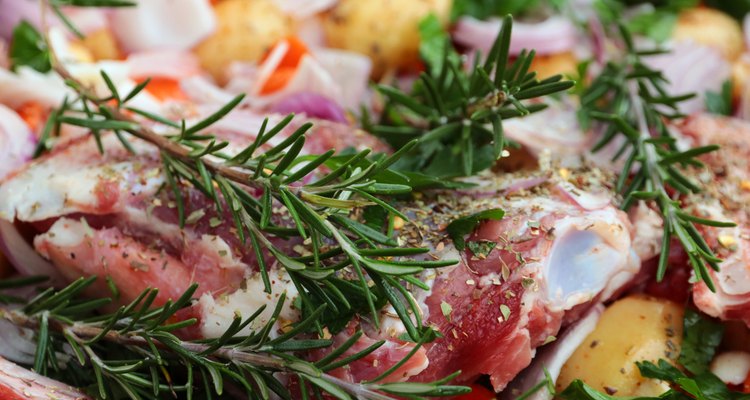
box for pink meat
[405,182,638,392]
[34,217,244,306]
[0,356,90,400]
[320,323,429,384]
[677,114,750,326]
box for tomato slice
[135,77,188,102]
[454,383,496,400]
[14,101,46,132]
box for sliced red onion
[0,104,36,180]
[110,0,216,53]
[0,0,49,40]
[126,50,202,80]
[744,13,750,52]
[0,67,70,108]
[243,48,371,109]
[0,320,36,365]
[645,41,731,114]
[0,220,64,285]
[315,48,372,107]
[180,76,236,105]
[454,16,577,56]
[271,92,347,123]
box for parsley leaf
[624,0,698,42]
[705,81,734,116]
[9,21,51,73]
[447,209,505,251]
[418,14,453,76]
[562,360,750,400]
[451,0,542,21]
[679,309,725,374]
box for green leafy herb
[49,0,136,38]
[499,304,511,321]
[705,80,734,116]
[679,309,725,375]
[451,0,555,21]
[440,301,453,322]
[560,360,750,400]
[467,240,497,258]
[624,0,698,42]
[418,14,456,77]
[447,208,505,251]
[580,24,735,291]
[9,21,51,73]
[371,15,574,177]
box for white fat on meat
[198,269,300,339]
[629,201,664,261]
[0,140,163,222]
[193,234,247,271]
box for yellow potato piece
[529,51,577,80]
[556,296,684,397]
[673,8,744,61]
[194,0,294,82]
[82,28,122,61]
[322,0,452,78]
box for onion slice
[454,16,577,56]
[0,220,64,285]
[110,0,216,53]
[271,92,348,123]
[501,306,604,400]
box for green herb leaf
[440,301,453,322]
[679,309,725,375]
[447,209,505,251]
[451,0,543,21]
[467,240,497,258]
[705,80,733,116]
[9,21,51,73]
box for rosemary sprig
[47,64,456,342]
[370,15,574,177]
[581,25,735,290]
[0,277,469,400]
[49,0,136,39]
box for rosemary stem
[52,65,262,192]
[0,306,400,400]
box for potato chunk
[321,0,451,78]
[194,0,294,82]
[556,296,684,397]
[673,8,744,61]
